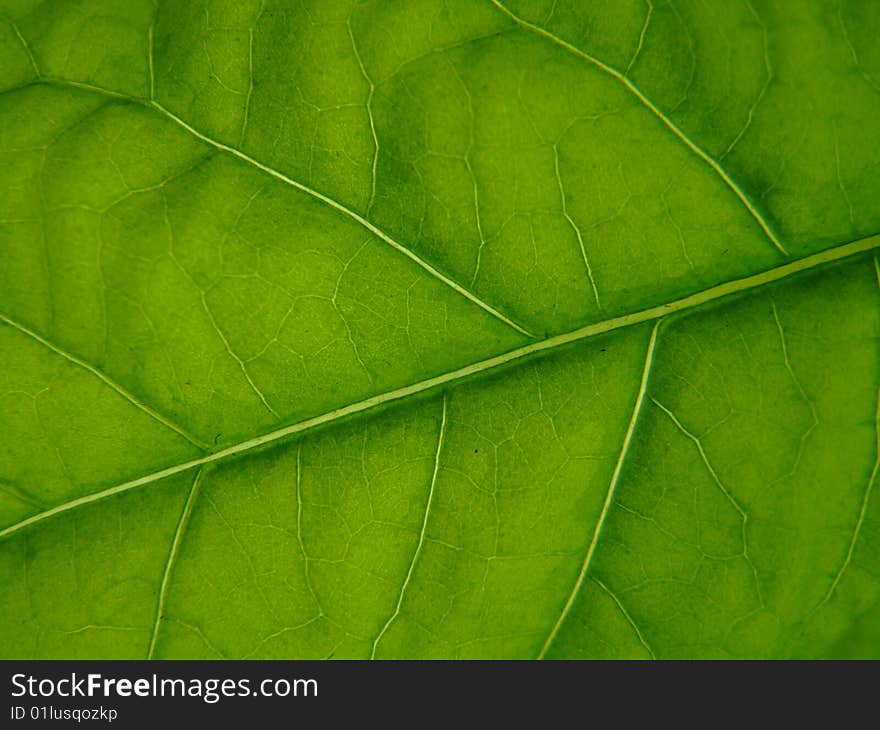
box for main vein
[538,320,659,659]
[488,0,787,257]
[1,233,877,542]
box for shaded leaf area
[1,0,879,658]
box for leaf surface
[1,0,879,659]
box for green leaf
[1,0,879,659]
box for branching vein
[147,467,204,659]
[554,144,601,307]
[371,395,448,658]
[1,234,877,543]
[488,0,788,257]
[0,312,209,450]
[592,576,656,659]
[651,397,762,605]
[538,320,659,659]
[9,76,533,339]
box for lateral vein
[488,0,787,257]
[10,76,533,339]
[0,312,209,450]
[147,467,204,659]
[1,233,877,542]
[10,21,40,76]
[537,320,659,659]
[147,100,534,338]
[370,395,448,658]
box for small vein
[147,1,157,100]
[488,0,788,257]
[199,292,279,418]
[625,0,653,75]
[662,188,696,272]
[651,397,762,605]
[838,1,880,95]
[770,299,818,474]
[347,20,379,215]
[371,395,447,658]
[166,617,227,658]
[204,491,279,622]
[1,235,877,543]
[0,312,209,450]
[240,29,254,144]
[447,60,488,290]
[10,21,40,76]
[538,321,659,659]
[652,397,744,515]
[240,0,264,146]
[721,0,772,160]
[295,440,322,613]
[147,467,204,659]
[64,624,144,635]
[468,164,487,288]
[554,144,601,307]
[591,576,656,659]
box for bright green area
[0,0,878,659]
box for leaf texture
[1,0,879,659]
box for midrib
[2,232,877,541]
